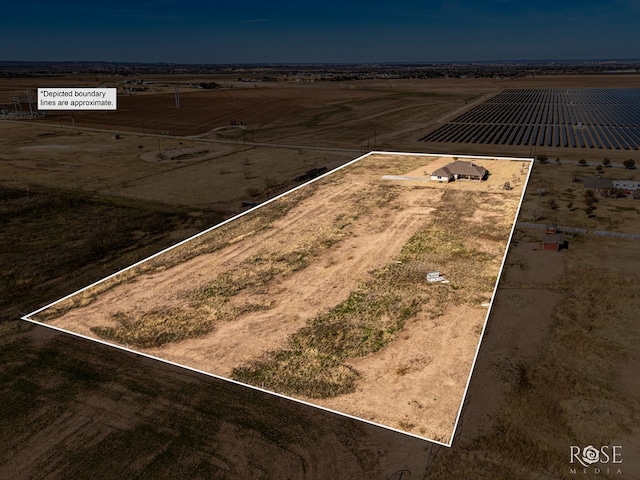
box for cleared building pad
[23,152,532,446]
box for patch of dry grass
[232,189,512,398]
[91,308,213,348]
[89,180,409,350]
[231,275,421,398]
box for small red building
[542,233,564,252]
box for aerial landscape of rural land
[2,1,640,479]
[27,151,529,443]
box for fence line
[516,222,546,229]
[593,230,640,239]
[556,225,588,234]
[517,222,638,239]
[515,222,587,234]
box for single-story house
[430,161,489,183]
[431,166,454,182]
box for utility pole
[26,91,35,118]
[12,96,22,116]
[174,83,180,108]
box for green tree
[578,159,587,166]
[602,157,611,167]
[623,158,636,169]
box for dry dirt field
[29,152,528,443]
[3,74,638,148]
[0,121,355,208]
[3,73,640,479]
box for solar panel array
[421,88,640,150]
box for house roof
[583,177,613,190]
[431,166,453,177]
[432,161,488,178]
[542,233,564,244]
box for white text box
[37,88,117,111]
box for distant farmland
[421,88,640,150]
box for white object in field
[426,271,446,283]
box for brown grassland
[1,73,639,479]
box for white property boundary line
[447,154,534,446]
[22,150,533,449]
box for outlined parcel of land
[24,152,531,444]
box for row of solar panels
[453,100,640,127]
[421,122,640,149]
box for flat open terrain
[2,75,639,213]
[0,120,357,208]
[3,73,640,479]
[30,152,527,442]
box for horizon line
[1,58,640,67]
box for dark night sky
[1,0,639,63]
